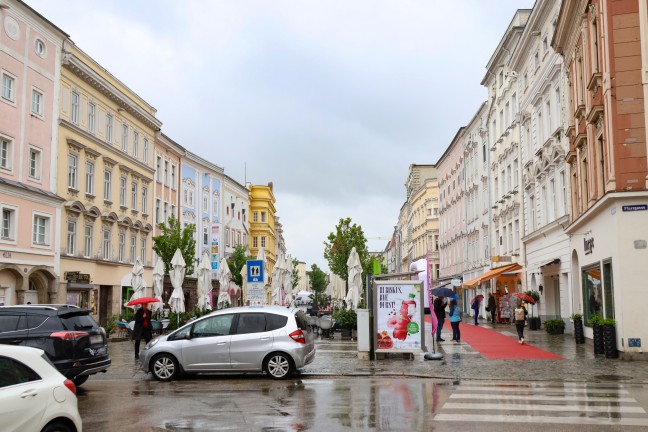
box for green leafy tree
[323,217,369,295]
[307,264,327,307]
[227,244,253,288]
[152,215,196,276]
[292,258,301,288]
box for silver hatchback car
[140,306,315,381]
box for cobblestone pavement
[101,319,648,385]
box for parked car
[0,304,111,386]
[141,305,316,381]
[0,344,82,432]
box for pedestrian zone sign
[247,260,264,283]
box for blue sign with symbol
[247,260,264,283]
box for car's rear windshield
[294,311,309,331]
[61,314,97,330]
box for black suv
[0,304,111,386]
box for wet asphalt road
[76,326,648,431]
[78,376,648,432]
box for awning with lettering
[462,263,522,288]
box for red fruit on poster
[393,327,408,341]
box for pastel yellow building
[56,43,161,325]
[247,183,276,304]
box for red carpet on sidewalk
[425,316,563,360]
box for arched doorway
[27,267,57,304]
[0,265,24,305]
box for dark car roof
[0,304,92,316]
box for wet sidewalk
[101,318,648,385]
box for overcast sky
[26,0,535,271]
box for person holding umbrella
[433,296,447,342]
[471,295,483,326]
[133,304,152,359]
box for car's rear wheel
[151,353,179,381]
[72,375,88,387]
[264,352,294,379]
[41,420,75,432]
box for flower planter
[340,328,353,339]
[528,317,541,331]
[603,325,618,359]
[573,318,585,344]
[546,328,564,335]
[592,324,605,355]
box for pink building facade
[0,1,67,305]
[437,129,466,285]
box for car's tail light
[63,379,77,396]
[289,329,306,344]
[50,331,88,340]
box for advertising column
[374,280,424,353]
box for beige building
[56,44,161,325]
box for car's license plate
[90,335,103,344]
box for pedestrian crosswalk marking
[450,393,636,403]
[434,413,648,427]
[435,382,648,427]
[444,402,645,413]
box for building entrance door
[99,285,113,327]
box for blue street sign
[247,259,264,283]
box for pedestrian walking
[514,301,528,344]
[471,297,480,325]
[487,293,497,324]
[449,299,462,343]
[133,304,152,359]
[433,296,447,342]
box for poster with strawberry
[374,281,424,352]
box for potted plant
[571,313,585,344]
[524,290,541,330]
[103,314,118,339]
[543,319,565,335]
[333,308,357,339]
[602,318,618,359]
[590,314,605,355]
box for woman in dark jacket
[133,305,152,359]
[487,294,497,324]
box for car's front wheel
[151,353,179,381]
[264,352,294,379]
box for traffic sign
[247,259,264,283]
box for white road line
[443,402,646,413]
[449,394,637,403]
[434,413,648,427]
[454,386,630,394]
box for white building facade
[512,0,572,323]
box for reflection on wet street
[78,376,648,431]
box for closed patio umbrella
[169,249,186,324]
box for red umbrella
[471,294,484,303]
[126,297,160,306]
[512,292,536,304]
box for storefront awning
[540,258,561,268]
[462,263,522,288]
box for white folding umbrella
[217,257,231,309]
[270,254,285,305]
[151,259,164,312]
[168,249,186,319]
[197,251,212,310]
[129,258,145,302]
[345,247,362,311]
[283,255,294,306]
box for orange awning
[462,263,522,288]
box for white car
[0,345,82,432]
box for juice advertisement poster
[374,281,424,352]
